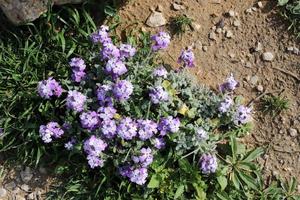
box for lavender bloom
[119,44,136,59]
[72,70,86,83]
[101,42,120,60]
[113,80,133,101]
[69,57,86,82]
[233,105,252,125]
[178,48,195,67]
[117,117,137,140]
[152,137,165,149]
[219,74,239,93]
[66,90,87,112]
[101,119,117,139]
[80,111,100,130]
[64,138,76,150]
[132,147,153,167]
[39,122,64,143]
[199,154,218,174]
[105,58,128,78]
[97,84,113,106]
[218,96,233,113]
[84,135,107,156]
[37,77,63,99]
[129,167,148,185]
[137,119,158,141]
[87,155,104,169]
[119,165,133,178]
[153,66,168,78]
[158,116,180,136]
[151,32,171,51]
[98,106,117,121]
[90,25,111,44]
[197,128,208,140]
[149,86,169,104]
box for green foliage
[170,15,193,35]
[260,94,289,117]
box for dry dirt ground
[1,0,299,199]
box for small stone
[191,22,201,31]
[250,75,259,85]
[262,52,274,61]
[229,53,235,58]
[20,167,33,183]
[257,85,264,92]
[15,195,26,200]
[5,181,16,190]
[146,11,167,27]
[21,184,30,192]
[233,20,241,27]
[289,128,298,137]
[257,1,263,8]
[27,192,36,200]
[209,32,217,40]
[202,46,208,52]
[252,7,257,12]
[272,170,279,176]
[195,41,202,50]
[216,19,225,28]
[215,27,222,33]
[228,10,235,17]
[293,47,299,55]
[255,42,263,52]
[245,8,253,14]
[172,3,185,11]
[156,4,163,12]
[245,62,252,68]
[287,46,294,52]
[225,30,233,38]
[12,187,21,194]
[211,0,221,4]
[0,187,7,198]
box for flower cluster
[233,105,252,125]
[37,77,63,99]
[66,90,87,112]
[39,122,64,143]
[178,48,195,67]
[153,66,168,78]
[117,117,137,140]
[197,128,209,141]
[150,31,171,51]
[199,154,218,174]
[137,119,158,140]
[149,86,169,104]
[80,111,100,131]
[84,135,107,168]
[158,116,180,136]
[113,80,133,101]
[218,96,233,113]
[69,57,86,82]
[219,74,239,93]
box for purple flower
[178,48,195,67]
[80,111,100,130]
[37,77,63,99]
[96,84,113,106]
[199,154,218,174]
[129,167,148,185]
[62,122,72,130]
[66,90,87,112]
[119,44,136,59]
[153,66,168,78]
[84,135,107,156]
[69,57,86,72]
[113,80,133,101]
[72,70,86,83]
[137,119,158,141]
[233,105,252,125]
[39,122,64,143]
[218,96,233,113]
[151,32,171,51]
[158,116,180,136]
[149,86,169,104]
[101,119,117,139]
[132,147,153,167]
[197,128,208,140]
[98,106,117,121]
[219,74,239,93]
[90,25,111,44]
[64,138,76,150]
[117,117,137,140]
[87,155,104,169]
[152,137,165,149]
[119,165,133,178]
[105,58,128,78]
[100,42,120,60]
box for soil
[1,0,300,199]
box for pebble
[289,128,298,137]
[233,20,241,27]
[229,52,235,58]
[20,167,33,183]
[245,8,253,14]
[211,0,222,4]
[215,27,222,34]
[15,195,26,200]
[172,3,185,11]
[228,10,235,17]
[27,192,36,200]
[245,62,252,68]
[225,30,233,38]
[252,7,257,12]
[250,75,259,85]
[257,85,264,92]
[156,4,164,12]
[146,11,167,27]
[257,1,263,8]
[21,184,30,192]
[0,187,7,198]
[191,22,201,31]
[262,52,274,61]
[272,170,279,176]
[287,46,299,55]
[255,42,263,52]
[202,46,208,52]
[209,32,217,40]
[5,181,16,190]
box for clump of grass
[260,94,289,116]
[170,14,193,35]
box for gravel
[262,52,274,61]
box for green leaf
[278,0,289,6]
[231,171,240,189]
[288,177,297,193]
[178,158,192,173]
[147,174,160,188]
[230,136,237,162]
[216,192,231,200]
[217,176,228,191]
[238,171,258,191]
[243,147,264,162]
[174,184,185,199]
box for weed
[170,15,193,35]
[260,94,289,116]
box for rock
[245,8,253,14]
[209,32,217,40]
[252,7,257,12]
[245,62,252,68]
[146,11,167,27]
[257,1,263,8]
[15,195,26,200]
[257,85,264,92]
[12,187,21,194]
[287,47,294,52]
[233,20,241,27]
[272,170,279,176]
[228,10,235,17]
[172,3,185,11]
[0,0,84,25]
[229,53,235,58]
[262,52,274,61]
[156,4,164,12]
[289,128,298,137]
[27,192,36,200]
[225,30,233,38]
[255,42,263,52]
[21,184,30,192]
[211,0,222,4]
[250,75,259,85]
[191,22,201,31]
[216,28,222,34]
[20,167,33,183]
[202,46,208,52]
[0,187,7,198]
[5,181,16,190]
[293,47,299,55]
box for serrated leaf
[147,174,160,188]
[217,176,228,191]
[174,184,185,199]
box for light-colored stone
[250,75,259,85]
[289,128,298,137]
[146,11,167,27]
[293,47,299,55]
[257,85,264,92]
[255,42,263,52]
[156,4,164,12]
[20,167,33,183]
[211,0,221,4]
[191,22,201,31]
[21,184,30,192]
[172,3,185,11]
[216,28,222,33]
[0,187,7,198]
[245,62,252,68]
[257,1,263,8]
[202,46,208,52]
[225,30,233,38]
[233,20,241,27]
[228,10,235,17]
[15,195,26,200]
[27,192,36,200]
[262,52,274,61]
[209,32,217,40]
[246,8,253,14]
[5,181,16,190]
